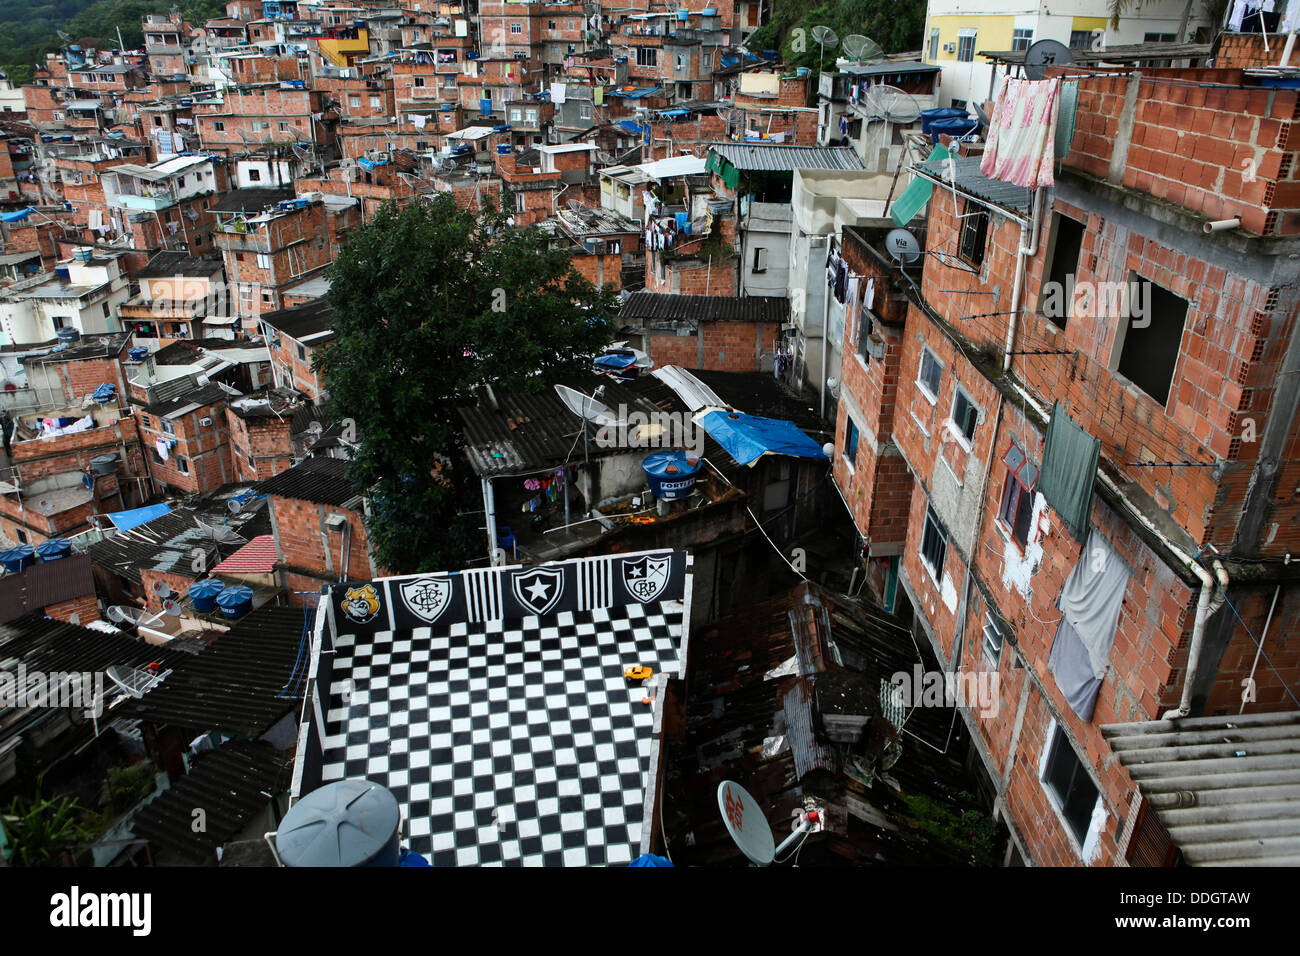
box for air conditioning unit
[199,416,212,426]
[943,43,956,53]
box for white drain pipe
[1004,188,1044,371]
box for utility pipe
[482,476,498,565]
[1003,187,1044,371]
[1203,217,1240,234]
[1240,585,1280,714]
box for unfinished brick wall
[227,411,294,482]
[44,591,100,626]
[139,402,234,495]
[271,495,376,583]
[643,319,775,372]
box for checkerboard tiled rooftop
[292,550,692,866]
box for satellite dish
[885,228,921,265]
[150,580,173,598]
[554,384,622,428]
[1023,39,1074,81]
[105,663,169,698]
[163,599,182,617]
[717,780,776,865]
[862,85,921,124]
[810,25,839,74]
[840,35,884,63]
[306,420,323,437]
[228,498,243,514]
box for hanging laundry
[864,277,876,311]
[155,436,170,461]
[833,259,848,304]
[980,77,1061,189]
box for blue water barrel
[642,451,702,500]
[127,346,149,361]
[57,327,80,343]
[276,780,402,867]
[215,585,253,618]
[677,9,689,19]
[188,579,226,612]
[496,143,511,154]
[931,116,980,143]
[35,539,71,562]
[921,107,966,136]
[0,545,36,573]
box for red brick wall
[139,403,233,495]
[271,495,376,583]
[228,412,294,482]
[44,591,100,626]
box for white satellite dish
[150,580,173,598]
[163,599,182,617]
[810,25,839,75]
[107,605,146,625]
[105,663,169,698]
[554,384,622,428]
[717,780,821,866]
[885,228,921,265]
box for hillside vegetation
[747,0,928,78]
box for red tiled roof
[212,535,277,575]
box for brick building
[617,291,781,372]
[136,378,240,496]
[830,63,1300,866]
[259,298,334,400]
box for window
[153,115,163,126]
[957,29,976,62]
[349,95,361,108]
[262,291,274,304]
[256,253,271,269]
[510,108,522,122]
[161,418,176,436]
[52,316,66,331]
[369,95,381,108]
[511,22,522,34]
[1144,32,1176,42]
[177,456,190,475]
[752,247,767,273]
[248,168,262,182]
[998,441,1039,547]
[703,52,712,68]
[414,77,425,87]
[917,346,942,401]
[958,202,990,267]
[951,388,978,445]
[1113,278,1187,407]
[548,19,556,29]
[141,415,151,427]
[929,28,939,61]
[297,343,306,361]
[676,54,687,71]
[1069,30,1097,50]
[636,47,658,67]
[1040,214,1085,330]
[950,98,967,111]
[15,529,26,544]
[1042,724,1100,844]
[845,417,860,465]
[214,120,225,131]
[920,506,948,581]
[102,302,111,318]
[982,613,1005,668]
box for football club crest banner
[330,550,689,633]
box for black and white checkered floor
[319,601,683,866]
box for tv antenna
[840,35,884,64]
[810,26,839,76]
[717,780,820,866]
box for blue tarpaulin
[696,411,829,468]
[357,157,387,170]
[92,383,116,403]
[594,351,637,370]
[0,207,33,223]
[106,502,172,531]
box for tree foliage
[317,195,616,574]
[747,0,927,91]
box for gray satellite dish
[554,384,622,428]
[841,35,884,63]
[105,664,169,698]
[885,228,921,265]
[1023,39,1074,81]
[163,599,183,617]
[151,580,172,597]
[811,25,839,74]
[228,497,243,514]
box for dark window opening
[958,203,989,267]
[1044,725,1099,844]
[1041,214,1085,330]
[921,505,948,579]
[952,388,978,443]
[998,441,1039,547]
[1115,279,1187,407]
[845,417,860,464]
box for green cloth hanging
[890,144,950,227]
[1038,401,1100,539]
[1055,79,1079,159]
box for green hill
[746,0,928,80]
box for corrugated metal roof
[980,42,1211,65]
[0,555,96,623]
[708,143,865,173]
[126,605,308,737]
[1101,711,1300,866]
[620,292,790,326]
[914,154,1033,217]
[257,456,358,506]
[258,298,334,342]
[840,59,940,76]
[130,740,292,863]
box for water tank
[73,248,93,262]
[276,780,402,867]
[930,116,980,143]
[0,545,36,574]
[215,584,253,618]
[188,578,226,612]
[642,451,702,500]
[35,539,72,562]
[57,327,81,343]
[89,452,119,475]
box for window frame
[997,441,1039,548]
[957,30,976,62]
[950,387,978,448]
[1011,28,1034,52]
[957,201,990,268]
[920,505,948,583]
[1041,722,1102,848]
[844,416,860,468]
[982,613,1004,668]
[917,346,942,404]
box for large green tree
[317,195,616,574]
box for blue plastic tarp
[0,207,33,223]
[106,502,172,531]
[594,351,637,369]
[697,411,829,468]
